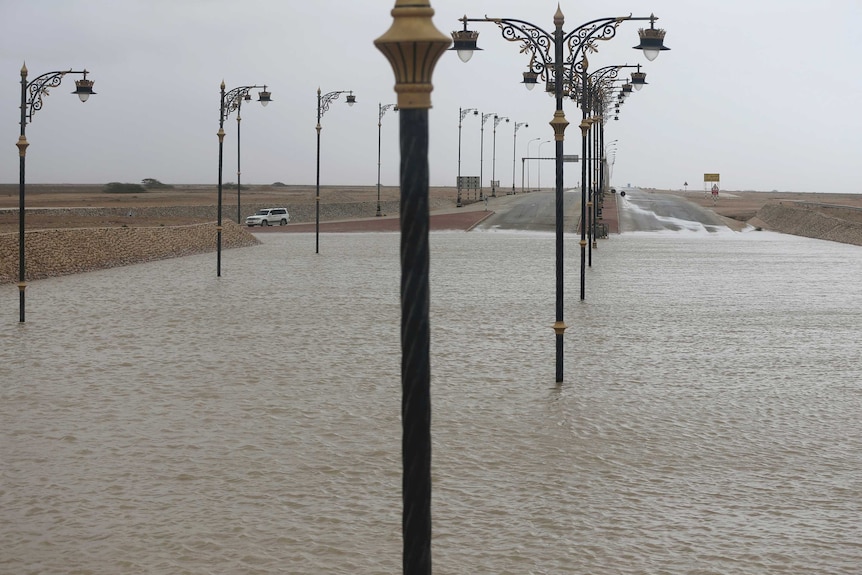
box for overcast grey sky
[2,0,861,193]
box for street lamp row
[373,2,669,570]
[462,109,532,204]
[456,106,477,207]
[451,7,670,383]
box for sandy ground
[3,183,862,235]
[0,184,460,234]
[655,188,862,226]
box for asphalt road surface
[477,187,731,233]
[476,190,583,233]
[616,188,730,233]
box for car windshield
[255,210,268,215]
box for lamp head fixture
[72,70,95,102]
[450,16,480,63]
[630,64,648,90]
[258,86,272,106]
[345,91,357,106]
[633,14,670,61]
[522,71,539,91]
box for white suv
[246,207,290,227]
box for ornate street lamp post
[17,64,95,323]
[377,102,398,217]
[479,112,495,200]
[537,139,552,191]
[217,81,271,277]
[525,136,540,191]
[376,1,450,573]
[452,8,669,382]
[571,65,644,264]
[511,121,528,195]
[456,106,477,207]
[491,115,509,198]
[316,88,356,253]
[233,86,272,224]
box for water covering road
[478,187,733,233]
[616,187,732,232]
[477,189,582,232]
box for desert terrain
[3,183,862,233]
[0,183,462,234]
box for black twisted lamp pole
[456,106,477,207]
[571,64,644,267]
[233,85,272,224]
[376,1,450,573]
[17,64,95,323]
[452,8,668,382]
[479,111,495,201]
[217,81,271,276]
[377,102,398,217]
[511,121,528,196]
[315,88,356,253]
[491,115,509,199]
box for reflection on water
[2,229,861,574]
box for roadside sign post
[704,173,720,202]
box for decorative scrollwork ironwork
[490,18,553,81]
[318,90,350,119]
[464,13,639,89]
[461,11,655,110]
[459,107,477,122]
[379,103,397,123]
[24,70,70,123]
[222,85,264,120]
[563,18,626,70]
[574,65,626,112]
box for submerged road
[475,190,582,233]
[261,187,732,235]
[616,188,731,233]
[477,187,732,234]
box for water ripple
[2,231,861,573]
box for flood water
[2,226,861,574]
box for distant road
[475,190,583,233]
[475,187,732,234]
[616,188,731,232]
[265,187,735,235]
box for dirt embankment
[0,221,259,284]
[750,201,862,245]
[0,184,463,284]
[3,184,861,284]
[656,189,862,245]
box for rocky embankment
[0,220,259,284]
[5,196,859,285]
[0,199,458,285]
[2,198,450,223]
[752,201,862,246]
